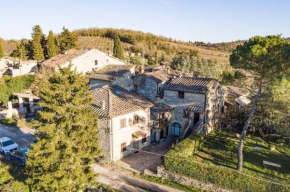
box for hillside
[0,39,17,55]
[75,27,231,65]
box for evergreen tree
[10,40,28,60]
[230,35,290,172]
[46,30,58,58]
[113,36,124,60]
[26,65,100,191]
[0,41,4,58]
[58,27,77,53]
[31,25,45,62]
[154,51,158,65]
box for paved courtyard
[117,136,174,173]
[0,124,36,148]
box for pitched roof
[164,77,215,93]
[89,85,153,117]
[134,71,169,86]
[89,85,172,117]
[42,49,88,68]
[89,64,134,82]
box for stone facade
[159,79,225,137]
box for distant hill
[0,39,17,55]
[74,28,230,65]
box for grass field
[165,132,290,191]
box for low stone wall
[154,166,232,192]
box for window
[142,135,147,143]
[95,60,98,65]
[121,142,126,152]
[171,123,182,136]
[183,110,190,118]
[106,59,109,63]
[133,115,139,124]
[178,91,184,99]
[120,118,126,128]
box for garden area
[164,132,290,192]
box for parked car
[0,137,19,155]
[10,148,29,166]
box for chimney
[138,66,145,74]
[193,71,199,78]
[166,66,171,74]
[101,100,106,110]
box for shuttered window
[120,118,126,128]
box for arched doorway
[171,122,181,136]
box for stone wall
[89,79,111,90]
[112,70,135,91]
[159,90,205,135]
[156,166,231,192]
[97,117,112,163]
[204,81,225,133]
[135,77,159,100]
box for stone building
[12,91,41,117]
[89,85,172,162]
[42,49,125,74]
[88,64,135,91]
[0,58,37,77]
[133,70,169,100]
[159,77,225,138]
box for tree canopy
[230,35,290,172]
[0,41,4,58]
[113,35,124,60]
[26,65,100,191]
[46,30,58,58]
[31,25,45,62]
[58,27,77,53]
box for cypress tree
[31,25,45,62]
[154,51,158,65]
[0,41,4,58]
[46,30,58,58]
[26,65,101,191]
[58,27,77,53]
[113,36,124,60]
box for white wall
[111,109,150,161]
[62,49,125,74]
[10,61,38,77]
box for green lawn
[0,118,17,126]
[195,133,290,181]
[165,132,290,192]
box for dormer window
[95,60,98,65]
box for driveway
[117,136,174,173]
[92,163,181,192]
[0,124,36,148]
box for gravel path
[92,163,181,192]
[0,124,36,148]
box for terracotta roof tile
[42,49,88,68]
[89,64,134,81]
[165,77,215,93]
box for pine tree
[58,27,77,53]
[0,41,4,58]
[31,25,45,62]
[26,65,101,191]
[10,40,28,60]
[113,36,124,60]
[46,30,58,58]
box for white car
[0,137,19,155]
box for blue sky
[0,0,289,43]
